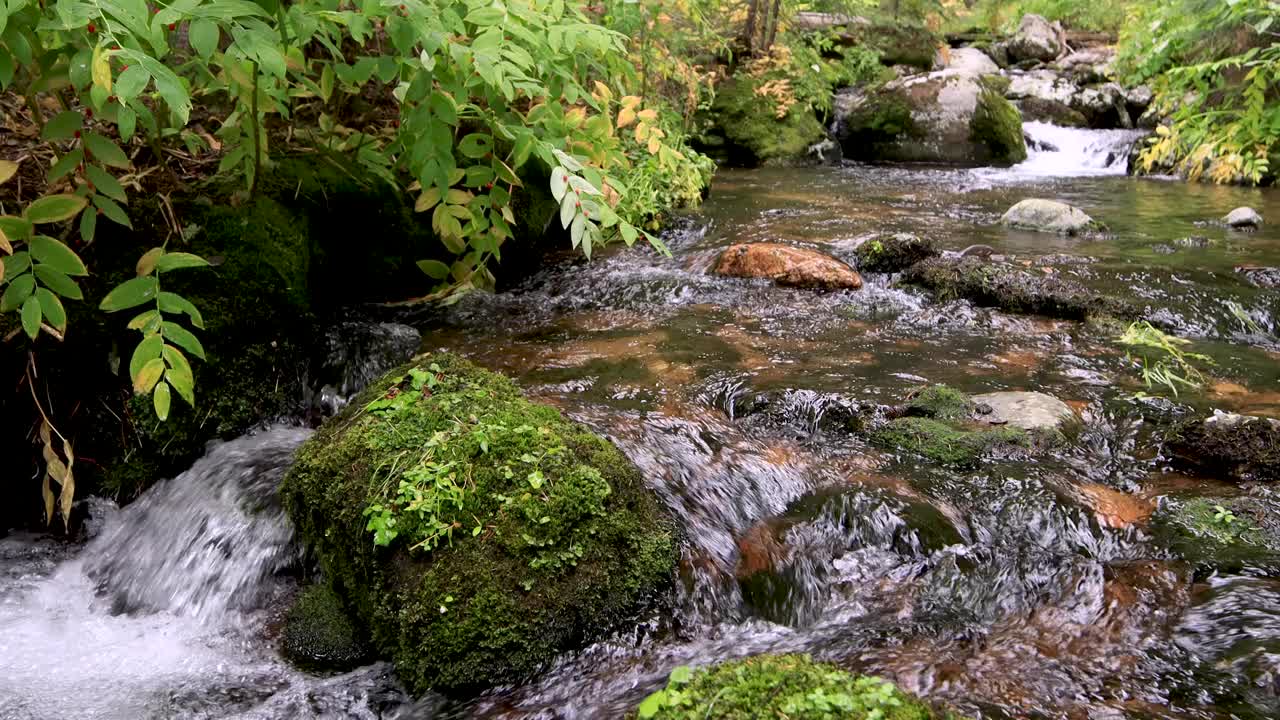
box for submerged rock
[836,72,1026,166]
[1000,199,1104,235]
[1153,495,1280,574]
[852,233,938,274]
[971,391,1074,431]
[1166,412,1280,483]
[715,243,863,290]
[281,354,678,693]
[873,416,1033,466]
[1236,265,1280,289]
[900,256,1135,321]
[637,654,944,719]
[1224,207,1264,229]
[1006,14,1065,63]
[281,584,370,672]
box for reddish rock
[714,243,863,290]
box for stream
[4,123,1280,719]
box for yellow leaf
[446,188,474,205]
[617,107,637,128]
[0,229,9,254]
[136,247,164,277]
[133,357,166,394]
[621,95,642,110]
[637,109,658,122]
[91,44,112,94]
[648,136,661,154]
[566,107,586,127]
[42,473,55,525]
[1155,125,1170,137]
[635,122,649,142]
[0,159,17,185]
[415,187,441,212]
[592,80,612,102]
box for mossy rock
[1152,496,1280,575]
[853,233,938,274]
[281,353,678,693]
[636,654,948,719]
[282,583,371,671]
[900,256,1139,321]
[905,385,973,421]
[696,78,827,167]
[969,88,1027,165]
[845,22,940,71]
[1165,413,1280,483]
[873,417,1033,466]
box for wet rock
[1224,207,1264,229]
[1075,483,1154,530]
[1153,495,1280,574]
[1007,69,1077,105]
[852,233,938,274]
[1125,85,1154,119]
[714,243,863,290]
[836,72,1026,166]
[971,391,1074,431]
[806,137,841,166]
[637,655,944,719]
[900,256,1137,321]
[281,354,678,693]
[281,584,370,672]
[1018,96,1089,127]
[1166,411,1280,483]
[1053,46,1115,85]
[1006,14,1065,63]
[1000,198,1104,235]
[1071,82,1132,129]
[1174,235,1214,249]
[1236,265,1280,289]
[943,47,1000,76]
[1152,244,1177,255]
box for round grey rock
[1224,207,1263,229]
[1001,199,1102,235]
[971,391,1074,431]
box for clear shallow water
[5,134,1280,719]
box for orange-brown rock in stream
[714,243,863,290]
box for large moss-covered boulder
[281,354,678,693]
[836,73,1026,166]
[696,77,827,167]
[637,655,945,719]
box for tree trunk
[762,0,782,52]
[743,0,761,54]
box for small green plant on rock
[1117,321,1213,397]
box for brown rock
[714,243,863,290]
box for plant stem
[249,61,262,200]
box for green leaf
[155,252,210,272]
[430,91,458,126]
[33,265,83,300]
[550,166,568,202]
[117,106,137,142]
[94,195,133,228]
[190,18,219,60]
[158,291,205,328]
[620,222,638,246]
[41,111,83,141]
[161,321,206,359]
[134,357,166,394]
[100,276,158,312]
[560,195,575,229]
[152,379,171,419]
[80,206,98,245]
[417,259,451,279]
[668,665,693,684]
[571,213,586,248]
[20,295,41,339]
[1,273,35,311]
[30,236,88,276]
[26,194,89,224]
[459,133,492,159]
[85,164,127,203]
[466,7,505,25]
[637,691,665,719]
[113,65,151,103]
[83,133,131,168]
[129,333,164,381]
[127,309,161,332]
[162,344,195,405]
[36,288,66,332]
[48,149,84,185]
[0,215,32,243]
[4,252,31,282]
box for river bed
[4,126,1280,719]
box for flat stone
[714,243,863,290]
[1224,207,1263,228]
[1001,198,1102,235]
[972,391,1074,431]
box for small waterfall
[82,428,312,620]
[1009,121,1148,177]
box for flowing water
[5,127,1280,719]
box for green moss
[969,88,1027,166]
[1153,496,1280,574]
[282,583,370,671]
[905,385,973,421]
[854,233,938,274]
[839,92,920,159]
[700,78,827,167]
[281,353,678,693]
[637,655,945,719]
[873,417,1030,466]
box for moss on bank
[874,417,1031,466]
[697,78,827,167]
[636,655,946,719]
[281,353,678,693]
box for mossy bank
[281,353,678,694]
